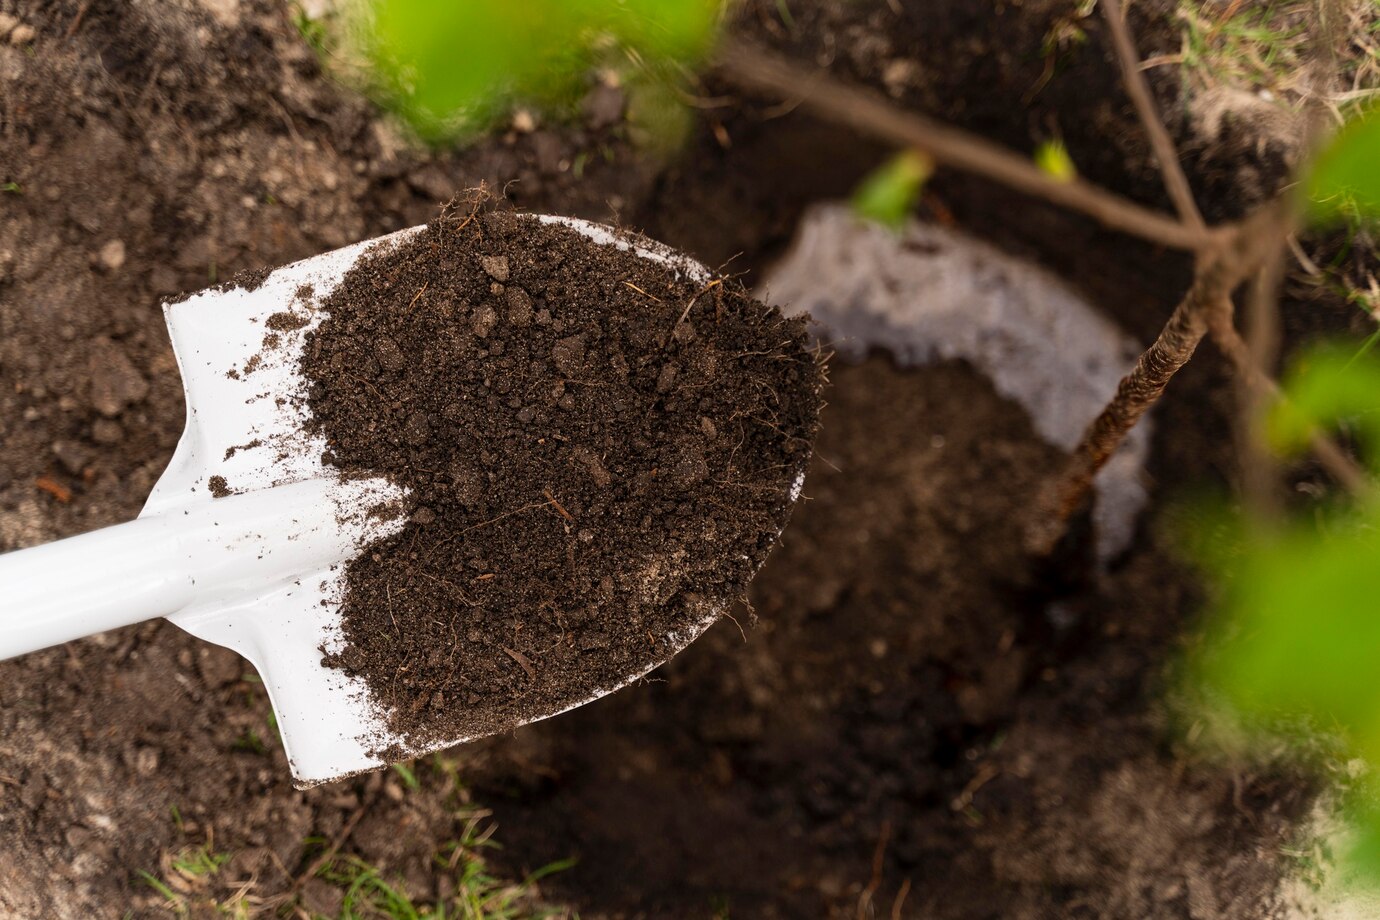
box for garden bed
[0,0,1358,916]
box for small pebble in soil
[96,239,126,272]
[87,338,148,418]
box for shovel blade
[151,229,424,785]
[149,218,729,787]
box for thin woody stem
[1025,273,1213,555]
[1027,0,1370,551]
[1099,0,1206,232]
[715,38,1207,251]
[711,31,1369,550]
[1025,207,1286,555]
[1239,246,1288,513]
[1208,304,1373,497]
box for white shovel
[0,217,780,787]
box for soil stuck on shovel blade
[303,204,824,750]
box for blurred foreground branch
[715,38,1206,252]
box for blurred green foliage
[1307,103,1380,226]
[851,140,1070,231]
[1266,343,1380,459]
[340,0,719,141]
[1187,344,1380,878]
[850,150,933,230]
[1034,139,1077,183]
[1186,101,1380,885]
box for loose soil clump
[303,206,824,747]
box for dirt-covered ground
[0,0,1370,917]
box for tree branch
[1207,304,1373,497]
[714,37,1207,251]
[1239,244,1288,512]
[1027,0,1369,552]
[1098,0,1206,232]
[1025,206,1286,556]
[712,32,1370,551]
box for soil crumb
[303,206,824,747]
[207,475,232,498]
[168,266,273,304]
[265,311,310,332]
[223,439,263,461]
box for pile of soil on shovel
[303,205,824,748]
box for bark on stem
[1025,207,1285,556]
[1025,278,1213,555]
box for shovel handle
[0,478,401,662]
[0,516,192,660]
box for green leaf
[1185,341,1380,890]
[1306,104,1380,225]
[347,0,718,141]
[850,150,934,230]
[1034,139,1076,182]
[524,855,578,885]
[1193,518,1380,757]
[1265,343,1380,473]
[1191,348,1380,758]
[391,761,420,790]
[137,871,181,904]
[625,76,693,156]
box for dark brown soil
[264,310,310,332]
[0,0,1359,916]
[305,207,821,746]
[470,358,1309,919]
